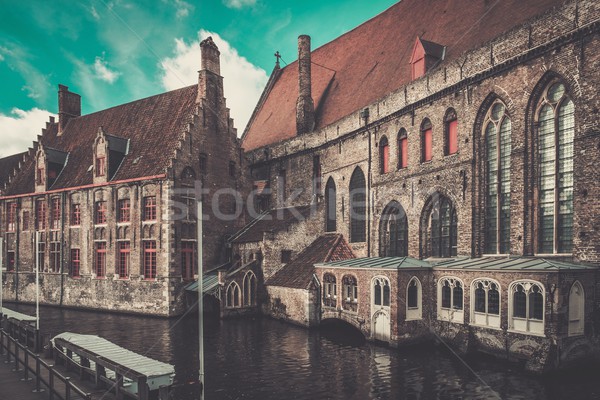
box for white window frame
[568,281,584,337]
[243,271,257,307]
[372,276,391,310]
[405,276,422,321]
[437,277,464,323]
[225,282,241,308]
[508,280,545,336]
[470,278,501,329]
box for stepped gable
[242,0,564,151]
[0,152,26,190]
[4,85,198,196]
[266,233,356,289]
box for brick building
[0,37,247,316]
[221,0,600,371]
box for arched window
[373,277,390,307]
[568,281,584,336]
[325,177,337,232]
[398,129,408,169]
[421,119,433,162]
[379,201,408,257]
[349,167,366,243]
[379,136,390,174]
[437,277,464,323]
[226,282,241,308]
[509,280,544,334]
[423,194,457,258]
[243,271,257,306]
[342,275,358,312]
[471,279,501,328]
[484,100,512,254]
[537,81,574,254]
[406,277,422,320]
[323,273,337,308]
[444,108,458,156]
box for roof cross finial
[274,51,281,68]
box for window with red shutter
[95,242,106,277]
[36,200,47,230]
[95,201,107,224]
[144,241,157,279]
[181,242,195,279]
[398,129,408,169]
[71,204,81,226]
[448,119,458,154]
[379,136,389,174]
[71,249,80,277]
[144,196,157,221]
[118,242,130,278]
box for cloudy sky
[0,0,397,157]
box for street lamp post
[196,200,204,400]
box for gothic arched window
[349,167,366,243]
[379,201,408,257]
[423,195,457,258]
[325,177,337,232]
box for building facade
[0,37,247,316]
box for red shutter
[400,138,408,168]
[448,120,458,154]
[424,129,432,162]
[382,144,389,173]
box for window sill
[534,253,572,258]
[507,329,546,338]
[70,225,80,228]
[405,317,422,322]
[117,222,131,225]
[469,323,502,331]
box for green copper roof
[432,256,599,271]
[315,257,432,270]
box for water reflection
[7,303,600,400]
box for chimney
[58,84,81,135]
[200,36,221,76]
[296,35,315,135]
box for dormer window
[410,37,445,80]
[96,156,106,177]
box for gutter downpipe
[59,191,66,306]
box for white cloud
[160,30,268,134]
[222,0,256,9]
[90,5,100,20]
[0,108,55,157]
[0,53,4,62]
[93,56,121,83]
[174,0,193,18]
[21,85,41,99]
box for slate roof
[0,152,25,190]
[315,256,432,270]
[4,85,198,196]
[242,0,564,151]
[230,205,316,243]
[266,233,356,289]
[432,256,599,271]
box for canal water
[7,303,600,400]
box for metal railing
[0,329,91,400]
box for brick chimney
[200,36,220,76]
[296,35,315,135]
[58,84,81,135]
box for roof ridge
[228,209,270,242]
[324,234,343,262]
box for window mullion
[496,126,502,254]
[553,108,559,254]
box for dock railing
[0,328,92,400]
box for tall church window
[421,119,432,162]
[484,100,512,254]
[423,194,457,258]
[379,201,408,257]
[538,81,574,254]
[444,108,458,155]
[379,136,389,174]
[349,167,366,242]
[398,129,408,169]
[325,177,337,232]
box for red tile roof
[265,233,356,289]
[242,0,564,151]
[4,85,198,196]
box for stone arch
[419,192,458,258]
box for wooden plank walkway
[0,358,47,400]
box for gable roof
[4,85,198,196]
[242,0,565,151]
[266,233,356,289]
[432,256,599,271]
[230,205,315,243]
[0,152,26,191]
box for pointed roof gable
[4,85,198,196]
[266,233,356,289]
[242,0,565,151]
